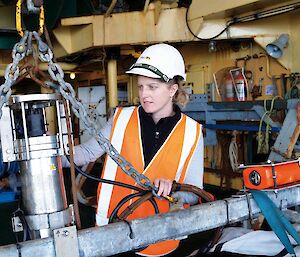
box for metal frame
[183,95,300,161]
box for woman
[68,43,204,256]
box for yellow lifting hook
[16,0,44,37]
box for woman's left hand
[153,178,173,197]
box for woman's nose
[139,87,148,98]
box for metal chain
[0,31,29,118]
[31,32,157,192]
[0,30,156,192]
[26,0,41,13]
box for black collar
[138,105,182,167]
[139,105,181,126]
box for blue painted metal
[204,124,281,132]
[0,151,19,178]
[0,191,18,204]
[183,94,289,146]
[268,106,300,162]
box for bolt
[16,44,25,53]
[63,230,69,237]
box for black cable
[185,2,300,41]
[66,155,144,192]
[109,191,159,224]
[12,208,31,243]
[185,5,235,41]
[66,157,160,236]
[109,192,146,223]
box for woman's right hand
[153,178,173,197]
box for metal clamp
[53,226,80,257]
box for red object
[224,73,235,101]
[243,160,300,189]
[234,71,247,101]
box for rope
[229,130,239,172]
[257,96,282,154]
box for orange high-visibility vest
[96,106,202,256]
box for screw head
[63,230,70,237]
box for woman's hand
[154,178,173,197]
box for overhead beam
[54,7,194,55]
[188,0,261,19]
[52,24,93,55]
[53,0,299,70]
[1,185,300,257]
[0,62,77,77]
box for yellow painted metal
[181,41,289,100]
[52,24,93,55]
[203,172,243,190]
[290,10,300,72]
[61,16,94,26]
[188,0,261,19]
[0,5,15,28]
[153,0,162,25]
[107,59,118,109]
[53,0,300,72]
[16,0,44,36]
[38,62,77,71]
[143,0,151,13]
[127,76,134,104]
[16,0,22,36]
[55,7,194,50]
[39,5,44,35]
[41,86,57,133]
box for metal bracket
[11,216,24,233]
[53,226,80,257]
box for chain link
[26,0,40,13]
[0,31,29,118]
[42,49,156,191]
[0,30,157,192]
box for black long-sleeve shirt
[139,105,181,167]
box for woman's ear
[170,83,179,97]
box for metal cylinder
[0,93,73,239]
[19,156,67,215]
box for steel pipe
[1,185,300,257]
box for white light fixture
[70,72,76,80]
[266,34,289,59]
[208,41,217,53]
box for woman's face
[137,75,178,119]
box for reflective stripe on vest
[96,106,136,223]
[176,115,200,183]
[96,106,201,256]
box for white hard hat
[126,43,186,82]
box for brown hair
[169,77,189,108]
